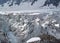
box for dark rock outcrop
[42,0,60,7]
[39,34,60,43]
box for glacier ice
[0,11,60,43]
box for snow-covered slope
[0,11,60,43]
[0,0,60,11]
[0,0,45,6]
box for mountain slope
[0,0,60,7]
[0,0,35,6]
[0,0,60,11]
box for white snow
[26,37,41,43]
[41,23,46,28]
[0,12,6,14]
[35,18,40,25]
[45,21,49,24]
[41,21,49,28]
[35,18,40,22]
[29,13,40,15]
[54,24,59,27]
[24,19,28,23]
[52,19,56,23]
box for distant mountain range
[0,0,60,7]
[0,0,36,6]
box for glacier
[0,10,60,43]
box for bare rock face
[39,34,60,43]
[42,0,60,7]
[0,31,9,43]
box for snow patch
[26,37,41,43]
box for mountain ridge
[0,0,60,7]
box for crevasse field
[0,10,60,43]
[0,0,60,43]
